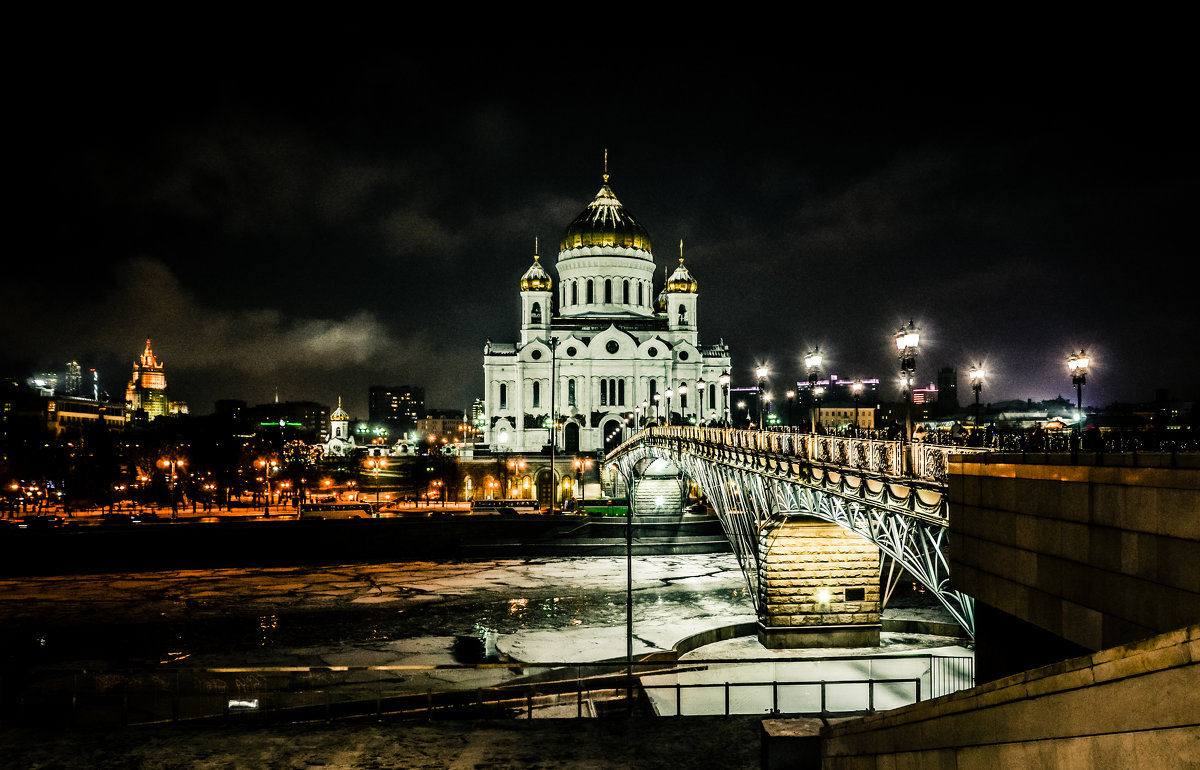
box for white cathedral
[483,170,732,455]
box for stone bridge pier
[757,516,882,648]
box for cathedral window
[618,379,625,405]
[533,381,541,408]
[604,280,612,303]
[608,379,616,405]
[572,281,578,305]
[678,304,688,326]
[499,383,507,410]
[622,280,630,304]
[649,380,657,400]
[586,280,594,304]
[709,384,717,412]
[531,302,542,325]
[568,379,576,406]
[638,282,644,306]
[600,382,607,406]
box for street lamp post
[894,321,920,441]
[755,365,768,431]
[719,371,730,426]
[851,380,864,436]
[654,393,662,425]
[696,377,705,426]
[678,382,688,426]
[1067,350,1089,420]
[786,390,795,430]
[1067,350,1090,450]
[159,457,186,520]
[805,347,822,435]
[969,365,985,429]
[894,321,921,475]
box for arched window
[532,381,541,408]
[618,379,625,405]
[622,280,630,304]
[586,280,594,304]
[680,380,688,409]
[568,378,576,406]
[499,383,507,410]
[604,279,612,303]
[600,381,607,406]
[638,282,644,306]
[649,380,657,399]
[678,304,688,325]
[571,281,578,305]
[530,302,542,325]
[709,384,717,412]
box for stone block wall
[757,516,881,648]
[817,623,1199,769]
[948,452,1200,655]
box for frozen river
[0,553,966,677]
[0,554,759,670]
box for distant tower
[64,361,82,396]
[126,339,170,419]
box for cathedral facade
[483,172,732,455]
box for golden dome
[666,257,698,293]
[559,177,652,256]
[520,253,553,292]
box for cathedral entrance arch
[603,419,623,454]
[536,469,554,508]
[564,422,580,452]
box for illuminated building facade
[483,169,732,455]
[125,339,171,420]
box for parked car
[18,515,67,529]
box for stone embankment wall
[948,452,1200,652]
[815,624,1198,769]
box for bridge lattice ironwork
[609,427,986,637]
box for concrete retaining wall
[948,452,1200,653]
[814,624,1199,769]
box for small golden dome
[665,257,698,294]
[520,253,553,292]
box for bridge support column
[758,516,882,649]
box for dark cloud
[6,46,1198,418]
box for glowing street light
[719,371,731,426]
[851,380,864,435]
[969,364,985,428]
[894,320,921,442]
[1067,350,1089,420]
[755,365,768,431]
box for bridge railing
[615,426,987,484]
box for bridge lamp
[805,347,823,435]
[969,365,985,428]
[786,390,795,429]
[678,382,688,425]
[1067,350,1089,420]
[696,377,705,424]
[719,371,731,426]
[894,320,920,442]
[755,365,769,431]
[851,380,864,435]
[654,393,662,425]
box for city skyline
[5,43,1197,418]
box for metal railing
[3,654,974,727]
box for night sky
[6,40,1197,419]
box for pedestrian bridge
[608,427,987,638]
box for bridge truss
[611,427,979,637]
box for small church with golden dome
[483,167,732,455]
